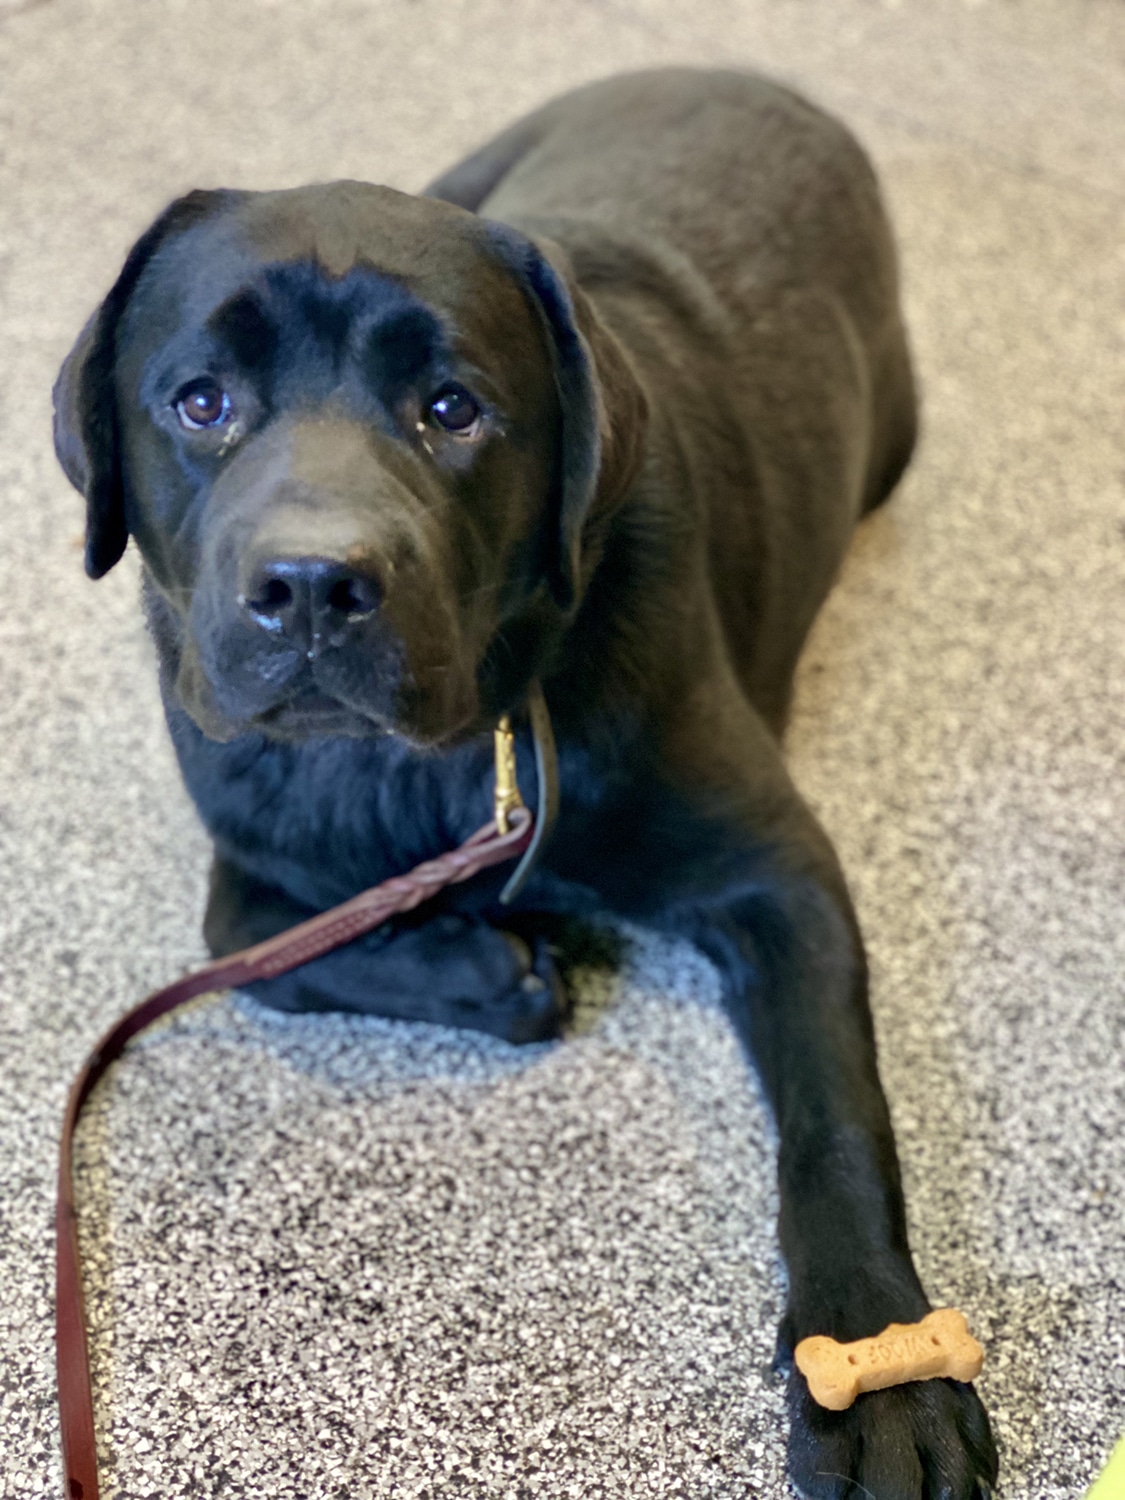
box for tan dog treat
[794,1308,984,1411]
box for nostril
[253,577,294,615]
[241,562,303,636]
[325,573,381,620]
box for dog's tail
[422,111,555,213]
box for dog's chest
[168,712,504,907]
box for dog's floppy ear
[486,223,647,610]
[53,189,234,579]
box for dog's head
[54,183,646,744]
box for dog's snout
[241,556,383,651]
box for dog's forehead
[238,181,491,283]
[125,182,530,352]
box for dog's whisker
[815,1474,876,1500]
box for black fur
[54,69,996,1499]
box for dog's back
[429,69,917,727]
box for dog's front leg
[203,855,565,1042]
[697,869,926,1340]
[683,818,999,1499]
[678,835,999,1498]
[590,701,1000,1499]
[675,840,1002,1494]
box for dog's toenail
[501,933,532,969]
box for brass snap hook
[493,715,525,834]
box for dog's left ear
[53,189,236,579]
[486,223,648,610]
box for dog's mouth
[253,683,392,740]
[178,612,482,748]
[161,607,406,744]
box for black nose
[241,556,382,652]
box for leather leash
[56,685,557,1500]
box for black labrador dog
[54,68,997,1500]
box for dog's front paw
[787,1373,997,1500]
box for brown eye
[175,380,231,430]
[427,385,481,435]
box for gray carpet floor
[2,1,1123,1495]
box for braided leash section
[57,807,533,1500]
[233,811,531,981]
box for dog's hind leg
[861,307,919,514]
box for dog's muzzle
[175,417,481,742]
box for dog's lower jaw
[252,695,395,744]
[160,620,477,750]
[166,644,252,744]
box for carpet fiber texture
[1,1,1123,1496]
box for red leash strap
[56,808,534,1500]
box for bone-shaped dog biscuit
[794,1308,984,1411]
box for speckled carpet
[1,1,1123,1496]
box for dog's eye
[174,380,231,430]
[427,385,481,436]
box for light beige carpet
[1,1,1123,1495]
